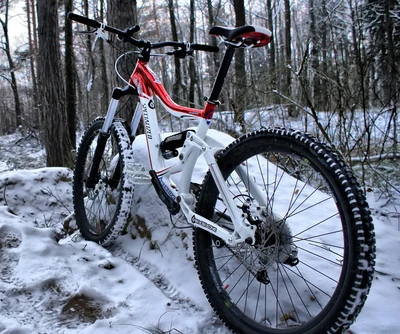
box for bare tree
[207,0,221,76]
[266,0,276,95]
[168,0,185,103]
[98,0,109,114]
[188,0,197,106]
[232,0,246,131]
[0,0,23,129]
[107,0,138,123]
[25,0,38,125]
[284,0,293,116]
[37,0,74,167]
[65,0,76,149]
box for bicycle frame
[98,56,258,246]
[68,14,375,332]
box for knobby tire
[194,128,375,334]
[73,118,134,246]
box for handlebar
[67,12,219,55]
[67,12,101,28]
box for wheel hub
[240,199,298,268]
[256,218,298,266]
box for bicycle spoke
[280,263,313,317]
[292,212,340,238]
[283,263,334,298]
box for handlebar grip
[67,12,101,28]
[192,44,219,53]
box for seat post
[207,45,236,104]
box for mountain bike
[68,12,375,334]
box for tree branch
[0,72,12,85]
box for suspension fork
[85,85,137,189]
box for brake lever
[165,42,195,59]
[78,23,109,51]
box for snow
[0,130,399,334]
[0,165,226,333]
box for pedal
[125,162,152,184]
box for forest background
[0,0,399,218]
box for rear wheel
[194,128,375,334]
[73,118,133,246]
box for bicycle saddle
[209,25,272,47]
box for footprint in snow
[0,227,22,284]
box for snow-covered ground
[0,130,399,334]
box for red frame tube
[129,60,216,120]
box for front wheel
[73,118,134,246]
[194,128,375,334]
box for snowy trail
[0,216,227,334]
[109,243,230,334]
[0,215,87,333]
[0,167,399,333]
[0,130,399,333]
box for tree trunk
[37,0,74,168]
[267,0,276,98]
[320,0,329,110]
[84,0,96,123]
[0,0,23,130]
[152,0,168,89]
[99,0,109,114]
[168,0,183,103]
[31,0,39,121]
[107,0,138,123]
[309,0,320,109]
[385,0,398,103]
[65,0,77,149]
[207,0,220,76]
[348,0,370,186]
[26,0,39,127]
[384,0,398,154]
[188,0,196,106]
[284,0,292,101]
[233,0,246,131]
